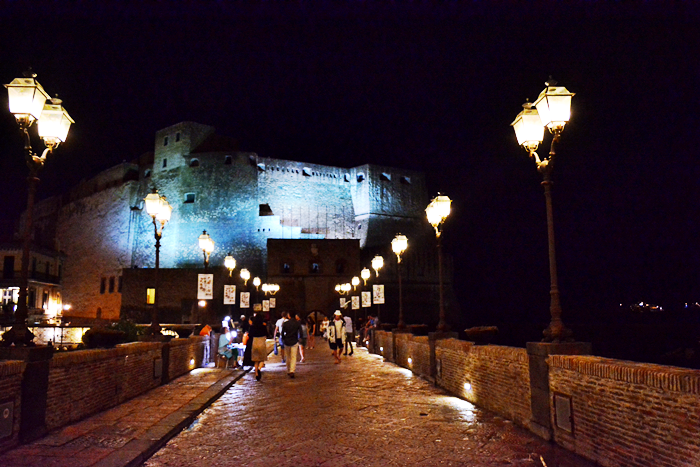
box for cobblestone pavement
[144,346,596,467]
[0,366,245,467]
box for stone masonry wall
[548,355,700,467]
[0,361,25,453]
[435,339,532,428]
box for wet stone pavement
[144,345,595,467]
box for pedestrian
[297,313,308,363]
[327,310,346,364]
[282,312,302,378]
[249,311,268,381]
[306,315,316,349]
[242,316,253,369]
[274,311,288,362]
[320,316,330,341]
[343,314,354,356]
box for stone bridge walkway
[143,345,595,467]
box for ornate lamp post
[143,190,172,336]
[361,268,371,286]
[198,230,215,270]
[391,234,408,330]
[224,253,236,276]
[426,194,452,332]
[511,78,575,342]
[2,72,73,346]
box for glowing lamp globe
[341,283,351,293]
[253,277,261,288]
[392,234,408,258]
[224,254,236,271]
[38,98,74,145]
[198,230,215,253]
[240,268,250,284]
[144,192,162,218]
[5,75,50,124]
[335,284,341,293]
[361,268,371,284]
[371,255,384,276]
[351,276,360,288]
[533,80,575,132]
[155,198,171,223]
[426,195,452,230]
[511,101,544,151]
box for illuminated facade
[23,122,445,324]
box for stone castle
[7,121,451,325]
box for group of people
[215,309,375,380]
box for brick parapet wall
[0,361,25,454]
[548,355,700,467]
[168,337,206,379]
[393,333,430,378]
[374,331,394,362]
[436,339,531,428]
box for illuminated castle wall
[33,122,431,321]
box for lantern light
[351,276,360,290]
[392,234,408,262]
[224,254,236,275]
[240,268,250,285]
[360,268,371,285]
[198,230,215,253]
[5,74,50,125]
[426,195,452,236]
[533,79,575,132]
[371,255,384,277]
[511,100,544,152]
[37,97,74,146]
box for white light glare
[380,347,384,352]
[464,381,472,391]
[407,357,413,364]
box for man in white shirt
[274,311,288,362]
[343,315,354,356]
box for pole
[397,259,405,329]
[151,220,162,335]
[539,131,572,342]
[436,235,448,332]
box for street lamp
[253,277,261,291]
[361,268,371,286]
[371,255,384,277]
[2,72,74,346]
[144,190,172,336]
[392,234,408,330]
[351,276,360,290]
[240,268,250,286]
[426,194,452,332]
[198,230,215,270]
[224,253,236,276]
[511,78,575,342]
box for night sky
[2,3,700,337]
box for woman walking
[249,311,268,381]
[327,310,346,364]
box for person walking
[327,310,346,364]
[297,313,308,363]
[306,315,316,349]
[282,312,302,378]
[218,326,238,368]
[343,314,354,356]
[249,311,268,381]
[274,311,288,362]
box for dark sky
[2,2,700,329]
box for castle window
[259,204,273,216]
[357,173,365,182]
[163,136,169,146]
[335,259,347,274]
[162,158,168,168]
[184,193,196,204]
[344,174,350,182]
[310,262,320,274]
[146,288,155,305]
[381,172,391,181]
[302,168,311,177]
[118,276,123,292]
[401,176,411,185]
[109,276,115,293]
[144,169,151,178]
[189,158,200,167]
[257,163,266,171]
[100,278,106,294]
[176,132,181,142]
[224,155,232,165]
[282,263,292,274]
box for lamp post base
[1,325,36,347]
[542,321,574,343]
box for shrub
[108,319,142,343]
[82,328,127,348]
